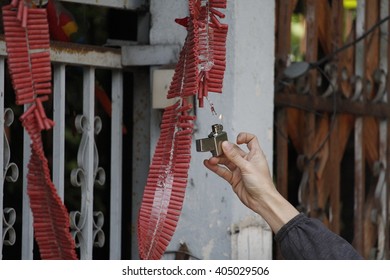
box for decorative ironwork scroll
[70,114,105,257]
[1,108,18,248]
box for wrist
[252,186,299,234]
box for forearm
[251,186,299,234]
[252,186,363,259]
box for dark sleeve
[274,213,363,260]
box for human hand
[203,132,276,213]
[204,132,299,233]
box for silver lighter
[196,124,228,157]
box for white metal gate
[0,0,141,260]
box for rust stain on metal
[50,40,121,56]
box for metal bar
[131,68,150,259]
[0,38,122,69]
[80,67,96,259]
[275,0,295,200]
[109,70,123,260]
[328,0,344,234]
[50,42,122,69]
[354,117,365,253]
[131,2,151,258]
[331,0,344,50]
[2,38,183,69]
[21,105,33,260]
[60,0,146,10]
[329,117,340,233]
[374,0,388,260]
[121,44,181,66]
[274,0,297,260]
[304,0,318,215]
[52,64,67,199]
[353,0,366,255]
[386,115,390,259]
[386,0,390,260]
[0,57,4,259]
[276,109,288,199]
[0,41,5,57]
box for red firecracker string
[2,2,77,260]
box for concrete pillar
[148,0,275,260]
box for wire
[275,14,390,161]
[279,15,390,81]
[314,15,390,67]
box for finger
[206,156,222,165]
[236,132,261,152]
[205,156,237,172]
[221,141,248,171]
[203,159,233,184]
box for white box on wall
[151,68,178,109]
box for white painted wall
[149,0,275,260]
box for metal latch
[196,124,228,157]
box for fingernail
[222,141,233,151]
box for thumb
[222,141,247,170]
